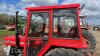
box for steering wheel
[66,26,76,38]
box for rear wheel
[82,29,96,54]
[45,48,83,56]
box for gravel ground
[0,46,5,56]
[90,30,100,56]
[0,30,100,56]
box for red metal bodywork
[4,4,88,56]
[4,35,25,47]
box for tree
[0,13,15,25]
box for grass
[0,30,15,45]
[0,30,15,35]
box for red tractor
[4,4,96,56]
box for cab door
[26,11,50,56]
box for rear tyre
[82,29,96,54]
[45,48,83,56]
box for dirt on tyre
[45,48,83,56]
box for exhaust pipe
[15,11,19,47]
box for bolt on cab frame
[22,4,88,56]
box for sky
[0,0,100,25]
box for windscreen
[53,9,79,39]
[29,12,49,38]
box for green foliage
[0,14,9,24]
[0,13,27,25]
[17,16,27,34]
[0,14,15,25]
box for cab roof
[26,4,80,11]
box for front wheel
[45,48,83,56]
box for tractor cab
[24,4,85,56]
[4,4,96,56]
